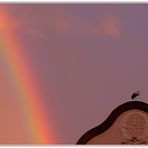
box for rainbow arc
[0,5,55,144]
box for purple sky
[1,4,148,144]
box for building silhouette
[77,101,148,144]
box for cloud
[49,15,72,33]
[7,5,73,36]
[5,5,120,38]
[90,12,121,37]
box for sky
[0,4,148,144]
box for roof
[77,101,148,144]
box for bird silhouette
[131,91,140,100]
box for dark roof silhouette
[77,101,148,144]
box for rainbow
[0,5,55,143]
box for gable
[77,101,148,144]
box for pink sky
[0,4,148,144]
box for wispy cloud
[7,6,121,39]
[49,15,72,33]
[9,5,73,37]
[89,12,121,37]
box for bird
[131,91,140,100]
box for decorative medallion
[119,110,148,144]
